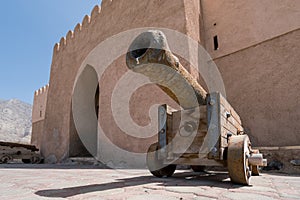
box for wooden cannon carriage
[0,141,42,164]
[126,30,267,185]
[147,93,267,185]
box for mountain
[0,99,32,144]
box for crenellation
[74,23,82,35]
[91,5,101,20]
[66,30,74,41]
[34,84,49,97]
[82,15,91,28]
[59,37,67,48]
[54,43,60,53]
[52,1,115,54]
[32,84,49,125]
[38,89,42,96]
[42,85,47,93]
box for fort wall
[214,29,300,147]
[201,0,300,58]
[41,0,192,165]
[31,84,49,149]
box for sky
[0,0,101,104]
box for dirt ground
[0,164,299,199]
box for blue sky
[0,1,101,104]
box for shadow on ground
[34,171,241,198]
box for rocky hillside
[0,99,32,144]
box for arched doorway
[70,65,99,157]
[95,84,100,119]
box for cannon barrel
[126,30,207,109]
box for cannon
[0,141,43,164]
[126,30,267,185]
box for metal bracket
[158,105,167,159]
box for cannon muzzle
[126,30,207,109]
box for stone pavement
[0,164,299,200]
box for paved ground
[0,164,299,200]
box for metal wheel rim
[227,135,251,185]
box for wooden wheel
[0,155,12,164]
[146,143,176,178]
[227,135,252,185]
[30,155,41,164]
